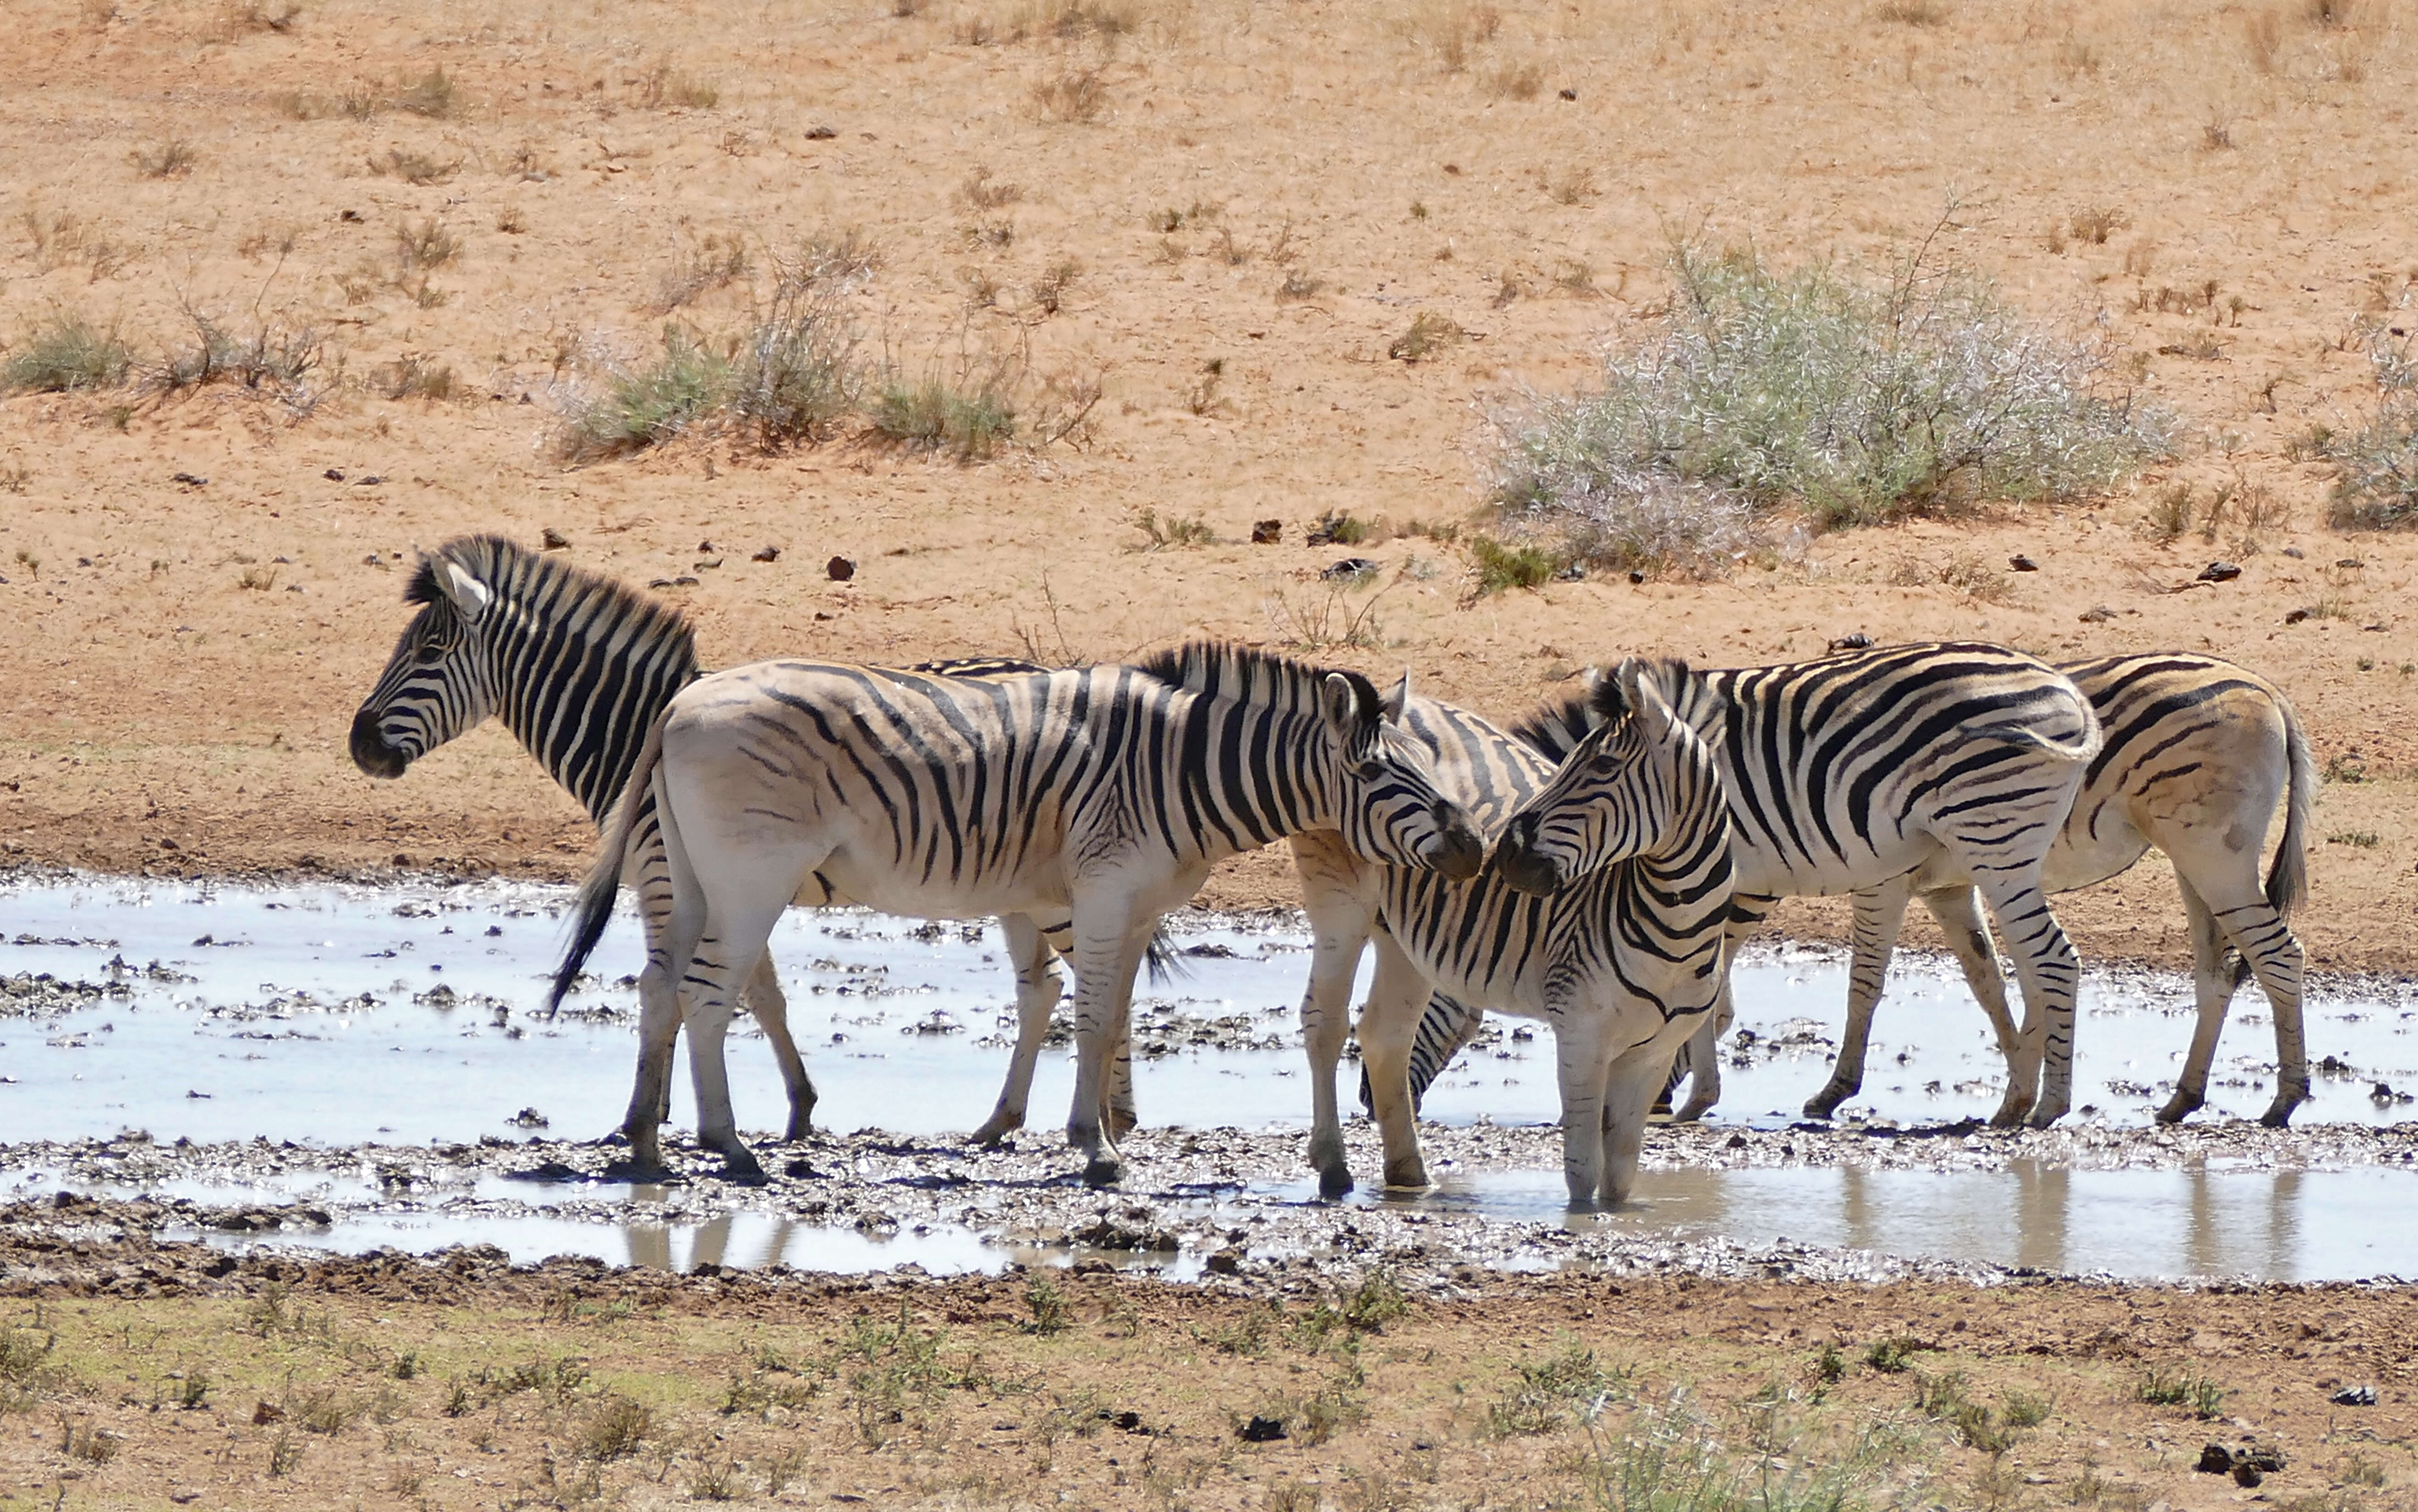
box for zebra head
[1494,658,1714,895]
[1320,671,1488,881]
[349,550,501,779]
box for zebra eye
[415,639,450,664]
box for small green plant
[559,326,732,461]
[1864,1335,1926,1374]
[267,1425,302,1476]
[1914,1370,2011,1452]
[1022,1275,1072,1335]
[2001,1388,2050,1428]
[1307,509,1372,545]
[2136,1367,2227,1418]
[2328,830,2379,848]
[1389,310,1467,362]
[2,313,133,392]
[175,1368,210,1408]
[1486,1336,1624,1436]
[133,138,199,177]
[871,368,1018,460]
[1469,534,1560,594]
[1135,508,1217,549]
[1813,1343,1846,1384]
[439,1377,472,1417]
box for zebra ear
[433,559,493,624]
[1380,672,1412,724]
[1318,673,1365,743]
[1617,658,1676,743]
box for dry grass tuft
[368,149,459,185]
[637,60,720,110]
[132,139,199,178]
[1032,66,1109,122]
[1875,0,1949,23]
[1388,311,1467,362]
[2069,206,2130,245]
[2325,323,2418,529]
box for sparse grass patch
[132,139,199,178]
[1277,270,1325,303]
[2136,1367,2226,1418]
[393,66,460,118]
[1135,508,1217,550]
[367,149,459,185]
[1388,311,1466,362]
[2069,205,2129,245]
[376,353,454,400]
[871,364,1018,460]
[653,230,751,313]
[1484,59,1544,99]
[1486,1335,1625,1436]
[636,60,719,110]
[1488,237,2169,574]
[1033,65,1109,122]
[578,1393,651,1460]
[1876,0,1948,23]
[961,166,1022,209]
[557,326,732,461]
[730,256,865,450]
[1267,584,1389,650]
[2,312,133,392]
[394,216,459,272]
[1468,534,1560,594]
[1865,1335,1926,1374]
[155,312,324,402]
[1022,1275,1072,1334]
[2325,322,2418,529]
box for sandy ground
[4,0,2418,971]
[2,1203,2416,1510]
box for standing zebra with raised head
[552,641,1488,1185]
[1344,660,1736,1207]
[1396,650,2315,1130]
[348,535,1154,1177]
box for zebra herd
[351,535,2316,1206]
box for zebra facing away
[347,535,1153,1177]
[1395,650,2315,1130]
[1347,659,1736,1208]
[553,642,1488,1186]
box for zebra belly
[812,850,1070,922]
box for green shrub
[1491,237,2171,568]
[3,314,133,392]
[2326,323,2418,529]
[1470,534,1560,594]
[558,326,732,461]
[871,370,1017,460]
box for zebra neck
[1162,695,1341,856]
[482,595,698,827]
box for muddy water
[4,876,2414,1282]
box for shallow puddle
[3,876,2414,1282]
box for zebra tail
[1141,924,1186,988]
[548,710,667,1011]
[1956,708,2104,766]
[2239,691,2315,989]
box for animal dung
[826,555,856,582]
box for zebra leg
[1806,877,1914,1120]
[1672,901,1768,1121]
[1105,982,1139,1139]
[1552,1012,1615,1210]
[1356,932,1435,1192]
[2162,875,2307,1126]
[1294,834,1374,1198]
[1969,867,2080,1128]
[1599,1034,1683,1208]
[973,914,1062,1146]
[1921,885,2024,1077]
[741,954,818,1142]
[618,959,685,1180]
[1064,899,1160,1187]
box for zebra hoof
[2258,1095,2304,1130]
[603,1158,679,1184]
[2022,1103,2068,1130]
[970,1114,1021,1148]
[717,1148,769,1185]
[1317,1165,1355,1201]
[2153,1093,2201,1126]
[1082,1155,1124,1189]
[1381,1157,1429,1192]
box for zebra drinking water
[551,640,1488,1186]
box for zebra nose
[1427,804,1486,881]
[1496,812,1566,897]
[349,707,409,779]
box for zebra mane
[1509,658,1697,761]
[1133,640,1383,728]
[409,534,697,663]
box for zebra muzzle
[1495,813,1567,896]
[349,708,410,779]
[1422,808,1487,881]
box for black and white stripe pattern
[1398,642,2102,1128]
[1793,651,2316,1126]
[349,536,1142,1177]
[553,640,1486,1185]
[1345,660,1735,1207]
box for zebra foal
[553,642,1487,1185]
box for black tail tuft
[1142,925,1185,987]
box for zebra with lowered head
[1396,648,2313,1129]
[552,640,1489,1186]
[1345,659,1736,1208]
[349,535,1159,1177]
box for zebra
[1394,650,2315,1130]
[346,535,1155,1178]
[1339,659,1735,1207]
[1402,642,2103,1128]
[550,640,1488,1185]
